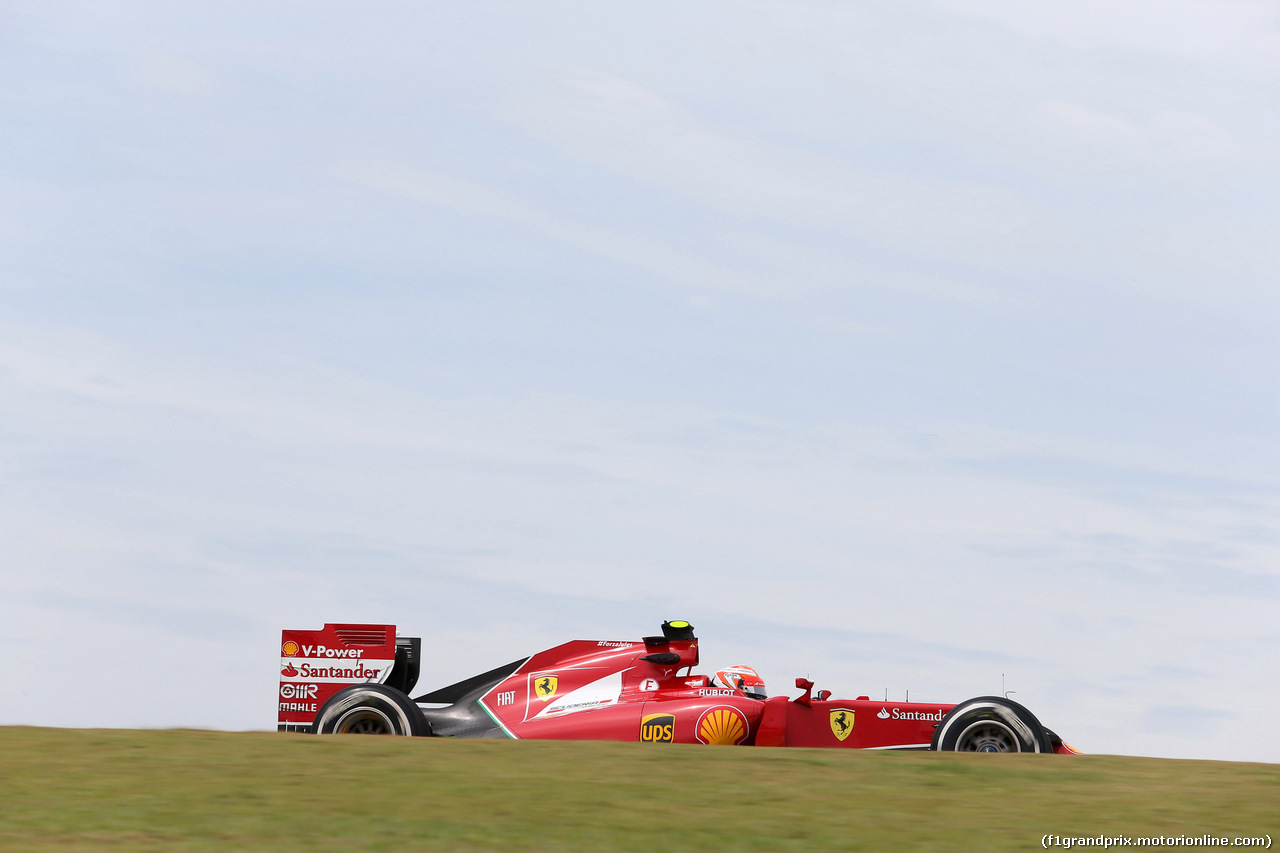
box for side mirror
[794,677,814,707]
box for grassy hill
[0,727,1275,851]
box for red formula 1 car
[278,620,1078,754]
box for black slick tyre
[311,684,430,736]
[931,696,1053,753]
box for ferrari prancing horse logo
[534,675,559,702]
[830,708,855,742]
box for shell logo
[695,706,749,745]
[281,641,299,657]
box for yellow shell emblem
[533,675,558,702]
[281,641,299,657]
[829,708,855,742]
[696,707,749,745]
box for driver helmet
[712,665,767,700]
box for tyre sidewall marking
[937,700,1041,753]
[321,689,412,735]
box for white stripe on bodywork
[534,671,625,718]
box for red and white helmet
[712,665,767,700]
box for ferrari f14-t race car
[278,620,1077,753]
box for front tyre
[931,696,1053,753]
[312,684,430,736]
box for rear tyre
[312,684,430,736]
[931,696,1053,753]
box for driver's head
[712,665,767,700]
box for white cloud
[1033,101,1244,164]
[511,68,1036,257]
[927,0,1280,78]
[128,51,217,95]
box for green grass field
[0,727,1275,851]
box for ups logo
[640,713,675,743]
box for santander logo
[281,662,299,677]
[876,706,944,722]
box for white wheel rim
[955,719,1020,752]
[334,706,396,734]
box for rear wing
[278,623,421,732]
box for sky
[1,1,1277,762]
